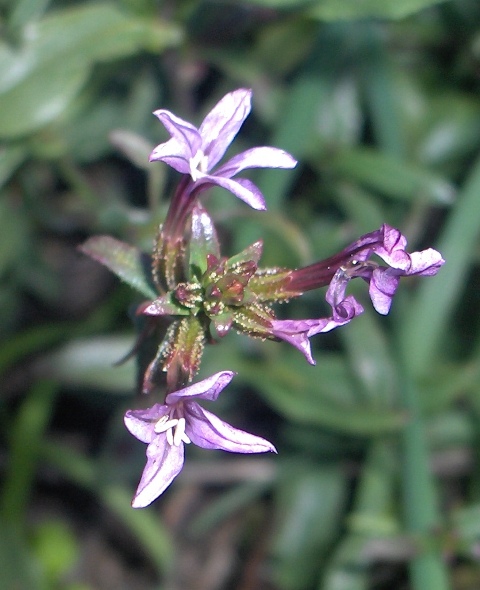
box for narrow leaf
[329,147,455,204]
[402,153,480,375]
[1,380,58,526]
[80,235,156,299]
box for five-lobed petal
[149,88,297,210]
[125,371,276,507]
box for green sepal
[249,268,299,302]
[233,302,275,339]
[211,311,234,339]
[139,292,191,316]
[164,317,206,386]
[80,235,156,299]
[226,240,263,269]
[187,204,220,278]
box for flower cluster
[81,89,445,507]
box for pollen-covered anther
[173,417,191,445]
[232,260,257,279]
[174,282,203,308]
[221,277,245,304]
[190,149,208,182]
[204,300,225,316]
[206,284,222,300]
[154,415,179,433]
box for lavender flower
[344,224,445,314]
[270,224,445,362]
[149,88,297,210]
[124,371,276,507]
[287,224,445,312]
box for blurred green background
[2,0,480,588]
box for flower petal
[124,404,169,443]
[368,268,400,315]
[215,146,297,178]
[196,174,267,210]
[184,402,277,453]
[270,270,364,364]
[150,110,203,173]
[199,88,252,170]
[407,248,445,275]
[355,225,445,276]
[152,110,201,154]
[149,138,192,174]
[270,302,362,365]
[165,371,236,405]
[269,321,316,365]
[131,437,184,508]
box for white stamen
[182,432,191,444]
[154,416,179,433]
[166,427,174,446]
[173,417,186,446]
[190,149,208,182]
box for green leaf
[37,336,136,393]
[0,197,29,277]
[327,147,455,204]
[417,94,480,167]
[334,183,387,234]
[241,0,446,19]
[0,60,89,139]
[109,130,155,171]
[452,503,480,555]
[141,293,191,317]
[1,380,58,526]
[31,520,78,583]
[6,0,51,32]
[401,153,480,375]
[243,351,405,435]
[349,441,398,534]
[271,463,347,590]
[0,144,27,188]
[0,518,44,590]
[102,485,173,573]
[0,3,182,138]
[80,235,156,299]
[40,443,172,573]
[321,536,370,590]
[399,352,450,589]
[340,310,397,408]
[307,0,448,21]
[357,24,406,157]
[189,482,269,537]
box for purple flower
[149,88,297,210]
[270,273,364,364]
[124,371,276,507]
[337,224,445,314]
[287,224,445,315]
[270,224,444,363]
